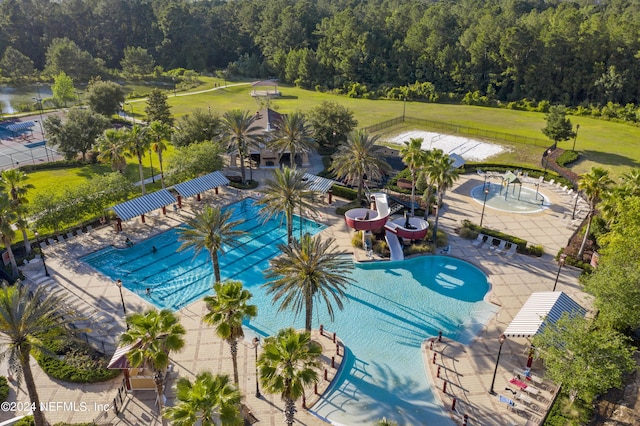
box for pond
[0,84,52,114]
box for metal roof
[302,173,337,194]
[449,153,466,169]
[5,121,35,133]
[173,171,230,198]
[503,291,586,338]
[107,341,140,369]
[112,189,176,221]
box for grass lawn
[123,77,640,178]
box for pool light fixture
[480,187,490,227]
[253,337,261,398]
[553,254,567,292]
[488,334,506,395]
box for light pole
[480,187,490,227]
[403,96,406,121]
[543,149,552,178]
[149,150,155,183]
[32,90,50,162]
[33,232,49,277]
[252,337,261,398]
[115,279,127,317]
[488,334,506,395]
[553,254,567,292]
[572,124,580,152]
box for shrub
[461,220,527,252]
[556,150,579,166]
[404,241,433,256]
[35,338,121,383]
[331,185,358,201]
[14,417,35,426]
[458,227,479,240]
[335,200,360,215]
[352,231,363,248]
[372,239,389,257]
[229,179,259,190]
[526,244,544,257]
[0,376,8,402]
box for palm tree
[177,205,246,283]
[0,282,74,426]
[577,167,613,257]
[97,128,129,173]
[0,195,18,278]
[124,124,151,194]
[621,168,640,196]
[418,148,445,218]
[148,120,173,189]
[121,309,186,417]
[163,372,243,426]
[219,109,262,183]
[426,153,459,245]
[267,111,317,169]
[255,167,317,244]
[399,138,427,216]
[330,129,391,204]
[0,169,34,254]
[258,327,322,426]
[203,280,257,385]
[264,233,353,331]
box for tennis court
[0,115,62,170]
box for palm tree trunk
[21,228,31,255]
[20,344,47,426]
[305,296,313,332]
[286,209,293,245]
[577,213,594,258]
[138,155,146,195]
[410,170,416,216]
[423,184,433,219]
[158,153,165,189]
[212,252,221,283]
[153,370,167,424]
[284,398,296,426]
[238,145,247,183]
[3,237,18,279]
[229,339,239,385]
[357,178,364,207]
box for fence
[363,116,550,147]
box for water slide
[385,229,404,261]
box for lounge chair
[548,179,555,186]
[499,394,516,408]
[441,245,450,254]
[86,225,94,232]
[40,241,47,249]
[47,237,57,245]
[76,229,84,237]
[57,235,65,243]
[516,393,540,411]
[472,233,487,247]
[490,239,507,254]
[66,232,75,240]
[503,244,517,257]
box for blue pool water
[84,198,496,425]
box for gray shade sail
[449,153,466,169]
[302,173,337,194]
[503,291,587,338]
[5,121,35,133]
[112,189,175,221]
[173,171,230,198]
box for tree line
[2,0,640,109]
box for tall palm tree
[219,109,262,183]
[577,167,613,257]
[426,153,459,245]
[258,328,322,426]
[255,167,317,244]
[399,138,427,216]
[264,233,353,331]
[124,124,151,194]
[0,195,18,278]
[203,280,257,385]
[330,129,391,204]
[97,128,129,173]
[0,169,34,254]
[621,168,640,196]
[177,206,246,283]
[163,372,243,426]
[418,148,445,218]
[148,121,173,189]
[267,111,317,169]
[0,283,74,426]
[121,309,186,418]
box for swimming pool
[471,183,549,213]
[83,198,326,310]
[83,199,496,425]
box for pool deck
[6,163,593,426]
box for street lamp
[149,149,155,183]
[553,254,567,292]
[543,148,552,178]
[252,337,261,398]
[572,124,580,152]
[488,334,506,395]
[480,187,490,227]
[33,232,49,277]
[115,279,128,318]
[32,91,50,162]
[403,96,407,121]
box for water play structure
[344,193,429,260]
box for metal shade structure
[107,341,140,369]
[173,171,230,198]
[112,189,175,221]
[4,121,35,133]
[302,173,337,194]
[503,291,586,338]
[449,153,466,169]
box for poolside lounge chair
[503,244,517,257]
[499,394,516,408]
[472,233,487,247]
[76,229,84,237]
[57,235,65,244]
[548,179,555,186]
[47,237,57,246]
[516,393,540,411]
[490,239,507,253]
[66,232,75,240]
[40,241,47,249]
[86,225,94,232]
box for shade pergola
[5,121,35,133]
[504,291,587,338]
[112,189,176,221]
[302,173,336,194]
[173,171,230,198]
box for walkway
[5,168,592,426]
